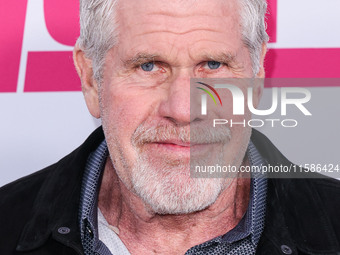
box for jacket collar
[16,128,339,254]
[16,127,105,253]
[251,129,340,254]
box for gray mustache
[132,124,231,146]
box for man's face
[94,0,263,214]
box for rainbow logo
[196,82,223,106]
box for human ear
[252,43,267,107]
[256,42,267,79]
[73,45,101,118]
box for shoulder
[0,164,57,253]
[251,128,340,210]
[0,125,104,218]
[288,177,340,218]
[0,126,105,199]
[0,163,55,199]
[251,129,340,252]
[0,126,105,253]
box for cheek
[101,96,138,141]
[214,85,251,119]
[215,84,252,146]
[100,94,143,173]
[100,84,159,145]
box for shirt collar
[79,140,110,254]
[209,141,266,246]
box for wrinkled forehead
[115,0,242,34]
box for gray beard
[130,148,232,215]
[109,121,236,215]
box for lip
[155,140,190,147]
[143,141,218,158]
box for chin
[129,157,229,215]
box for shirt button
[281,244,293,254]
[58,227,71,234]
[86,225,94,238]
[83,218,94,239]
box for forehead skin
[112,0,251,74]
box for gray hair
[239,0,269,75]
[77,0,118,82]
[77,0,269,82]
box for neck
[98,158,250,255]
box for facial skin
[75,0,266,253]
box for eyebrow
[122,51,239,68]
[201,52,238,67]
[123,53,159,67]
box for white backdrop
[1,0,340,186]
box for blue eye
[207,61,221,70]
[141,62,154,72]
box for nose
[158,73,201,126]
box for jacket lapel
[16,127,105,253]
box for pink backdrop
[1,0,339,93]
[1,0,340,186]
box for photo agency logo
[193,78,312,128]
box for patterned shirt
[79,140,267,255]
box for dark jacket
[1,127,340,255]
